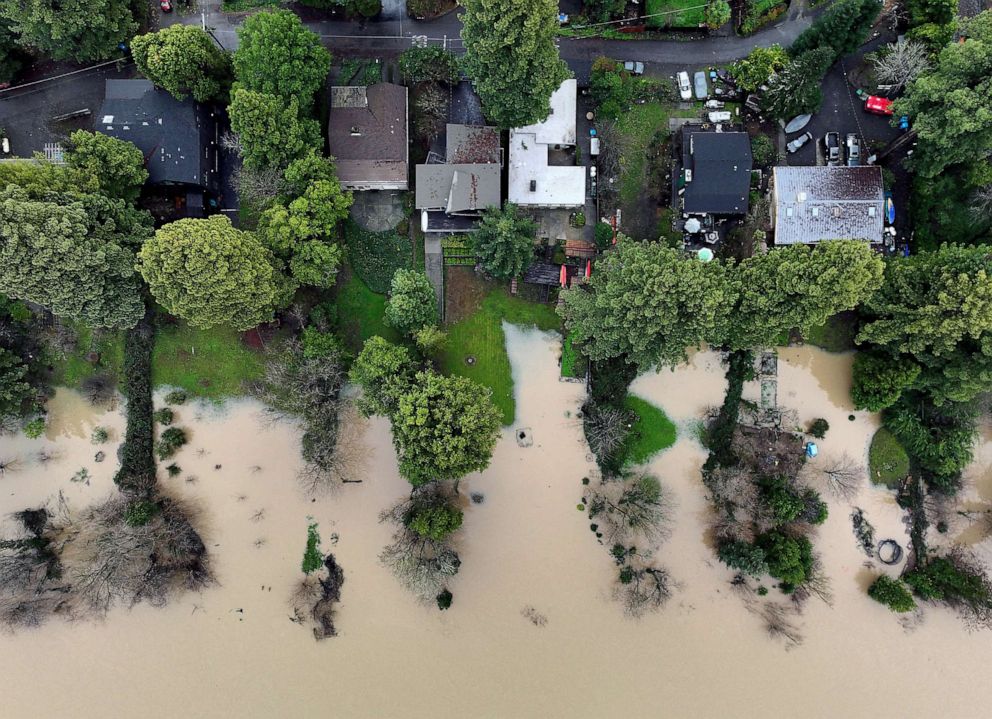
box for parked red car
[865,95,894,116]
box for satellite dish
[685,218,702,234]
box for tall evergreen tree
[0,0,136,62]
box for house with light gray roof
[771,166,884,245]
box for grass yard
[221,0,279,11]
[623,394,678,465]
[869,427,911,487]
[616,102,698,207]
[646,0,708,27]
[152,322,266,400]
[49,322,125,389]
[803,312,859,353]
[344,219,413,293]
[561,332,588,379]
[336,264,402,355]
[441,289,560,425]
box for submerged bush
[809,418,829,438]
[756,531,813,592]
[155,426,188,460]
[153,407,174,426]
[717,540,768,576]
[164,389,187,405]
[124,500,159,527]
[868,575,916,612]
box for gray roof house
[415,124,502,233]
[680,127,752,216]
[327,84,408,191]
[771,166,885,245]
[97,79,219,195]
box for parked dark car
[824,132,842,166]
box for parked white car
[786,132,812,153]
[677,71,692,100]
[708,111,732,123]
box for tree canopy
[137,215,285,331]
[132,25,232,103]
[0,347,33,420]
[559,240,732,368]
[789,0,882,62]
[385,269,438,336]
[730,45,788,93]
[461,0,570,128]
[349,336,416,417]
[233,10,331,107]
[0,187,144,328]
[471,203,537,280]
[727,240,884,349]
[761,48,835,120]
[392,371,502,485]
[65,130,148,203]
[229,88,322,169]
[0,0,136,62]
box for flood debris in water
[291,553,345,640]
[851,508,876,557]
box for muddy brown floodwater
[2,333,992,718]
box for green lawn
[615,102,698,206]
[561,331,588,379]
[49,322,126,389]
[344,219,413,293]
[623,394,678,465]
[440,290,560,425]
[646,0,708,27]
[152,322,266,399]
[336,264,402,355]
[804,312,859,353]
[869,428,910,487]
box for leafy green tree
[408,504,464,541]
[229,89,322,169]
[414,325,448,358]
[903,555,992,608]
[789,0,882,62]
[868,575,917,612]
[750,134,776,166]
[392,371,502,485]
[761,48,835,120]
[349,337,416,416]
[281,151,341,199]
[0,0,136,62]
[559,239,733,369]
[0,187,144,328]
[461,0,570,128]
[755,531,813,591]
[730,44,788,93]
[858,244,992,404]
[0,18,27,84]
[385,269,438,335]
[704,0,731,29]
[258,180,352,257]
[895,12,992,180]
[65,130,148,203]
[289,241,343,288]
[582,0,627,22]
[717,540,768,576]
[137,215,284,331]
[0,348,33,419]
[851,352,921,411]
[727,240,884,349]
[131,25,232,103]
[907,0,955,27]
[302,520,323,574]
[471,203,536,280]
[233,10,331,108]
[398,46,460,85]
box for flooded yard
[2,336,992,718]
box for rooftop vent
[350,126,361,136]
[797,192,807,202]
[529,180,537,192]
[868,206,876,217]
[786,207,794,217]
[811,207,819,217]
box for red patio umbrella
[559,264,568,288]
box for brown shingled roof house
[327,83,408,191]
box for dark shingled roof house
[327,83,408,191]
[771,166,885,245]
[97,79,219,198]
[679,127,752,216]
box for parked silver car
[786,132,812,153]
[623,61,644,75]
[677,71,692,100]
[693,71,708,99]
[846,134,861,166]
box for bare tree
[81,372,116,407]
[761,602,803,648]
[290,553,345,640]
[231,165,283,208]
[220,131,242,155]
[971,185,992,221]
[298,402,369,497]
[616,565,672,617]
[804,454,864,500]
[790,554,833,610]
[588,471,674,548]
[871,40,931,93]
[0,456,21,476]
[35,449,60,466]
[584,406,633,462]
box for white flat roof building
[508,79,585,208]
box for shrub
[301,326,345,359]
[407,504,464,541]
[756,531,813,591]
[115,318,156,494]
[717,540,768,576]
[571,211,586,228]
[302,520,323,575]
[90,426,110,444]
[801,487,829,525]
[903,556,992,606]
[868,575,916,612]
[398,46,459,84]
[750,134,776,166]
[436,589,453,610]
[809,418,829,438]
[760,475,804,525]
[385,269,437,335]
[344,220,413,294]
[164,389,187,405]
[23,417,46,439]
[124,500,159,527]
[155,426,188,460]
[166,463,182,477]
[153,407,174,426]
[595,221,614,250]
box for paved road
[175,0,820,70]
